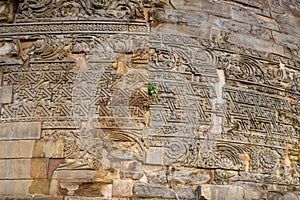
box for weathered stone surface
[198,185,244,200]
[0,180,32,196]
[0,140,64,159]
[228,32,282,54]
[150,8,208,26]
[133,182,176,198]
[145,147,164,165]
[232,7,279,30]
[278,193,299,200]
[176,186,195,199]
[153,23,210,38]
[171,0,232,18]
[112,179,133,197]
[251,25,272,40]
[52,170,97,182]
[0,122,41,140]
[210,15,251,34]
[273,13,300,36]
[170,167,212,185]
[120,160,143,180]
[0,0,300,198]
[0,180,51,196]
[143,165,167,185]
[273,31,300,50]
[0,158,48,179]
[243,189,262,200]
[0,85,12,104]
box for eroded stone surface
[0,0,299,199]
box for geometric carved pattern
[1,14,299,189]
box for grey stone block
[176,186,195,199]
[232,7,279,30]
[171,0,232,18]
[133,182,176,198]
[0,85,12,104]
[228,32,282,54]
[210,15,251,34]
[273,31,300,50]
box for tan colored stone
[0,122,41,140]
[0,158,47,179]
[240,153,250,172]
[52,170,97,182]
[0,140,34,158]
[0,85,12,104]
[199,185,244,200]
[112,179,133,197]
[44,140,64,158]
[0,180,32,196]
[0,139,64,159]
[29,179,51,195]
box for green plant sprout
[148,82,158,96]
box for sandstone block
[197,185,244,200]
[0,158,48,179]
[145,147,164,165]
[0,122,41,140]
[52,170,97,182]
[0,180,32,196]
[210,15,251,34]
[112,179,132,197]
[273,31,300,50]
[243,189,262,200]
[171,0,231,18]
[0,140,64,159]
[172,167,212,185]
[228,33,282,54]
[150,8,208,26]
[133,182,176,198]
[0,140,35,158]
[278,193,299,200]
[272,13,300,36]
[232,7,279,30]
[0,85,12,104]
[120,160,143,180]
[176,186,195,199]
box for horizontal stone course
[0,140,64,159]
[273,31,300,50]
[0,158,48,179]
[232,7,279,30]
[0,122,41,140]
[171,0,232,18]
[228,32,283,54]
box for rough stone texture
[112,179,133,197]
[133,182,176,198]
[0,85,12,104]
[0,122,41,140]
[198,185,244,200]
[0,0,299,199]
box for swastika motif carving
[0,2,299,194]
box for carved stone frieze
[0,13,299,196]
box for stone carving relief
[0,17,299,192]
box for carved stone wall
[0,0,299,199]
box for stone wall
[0,0,299,199]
